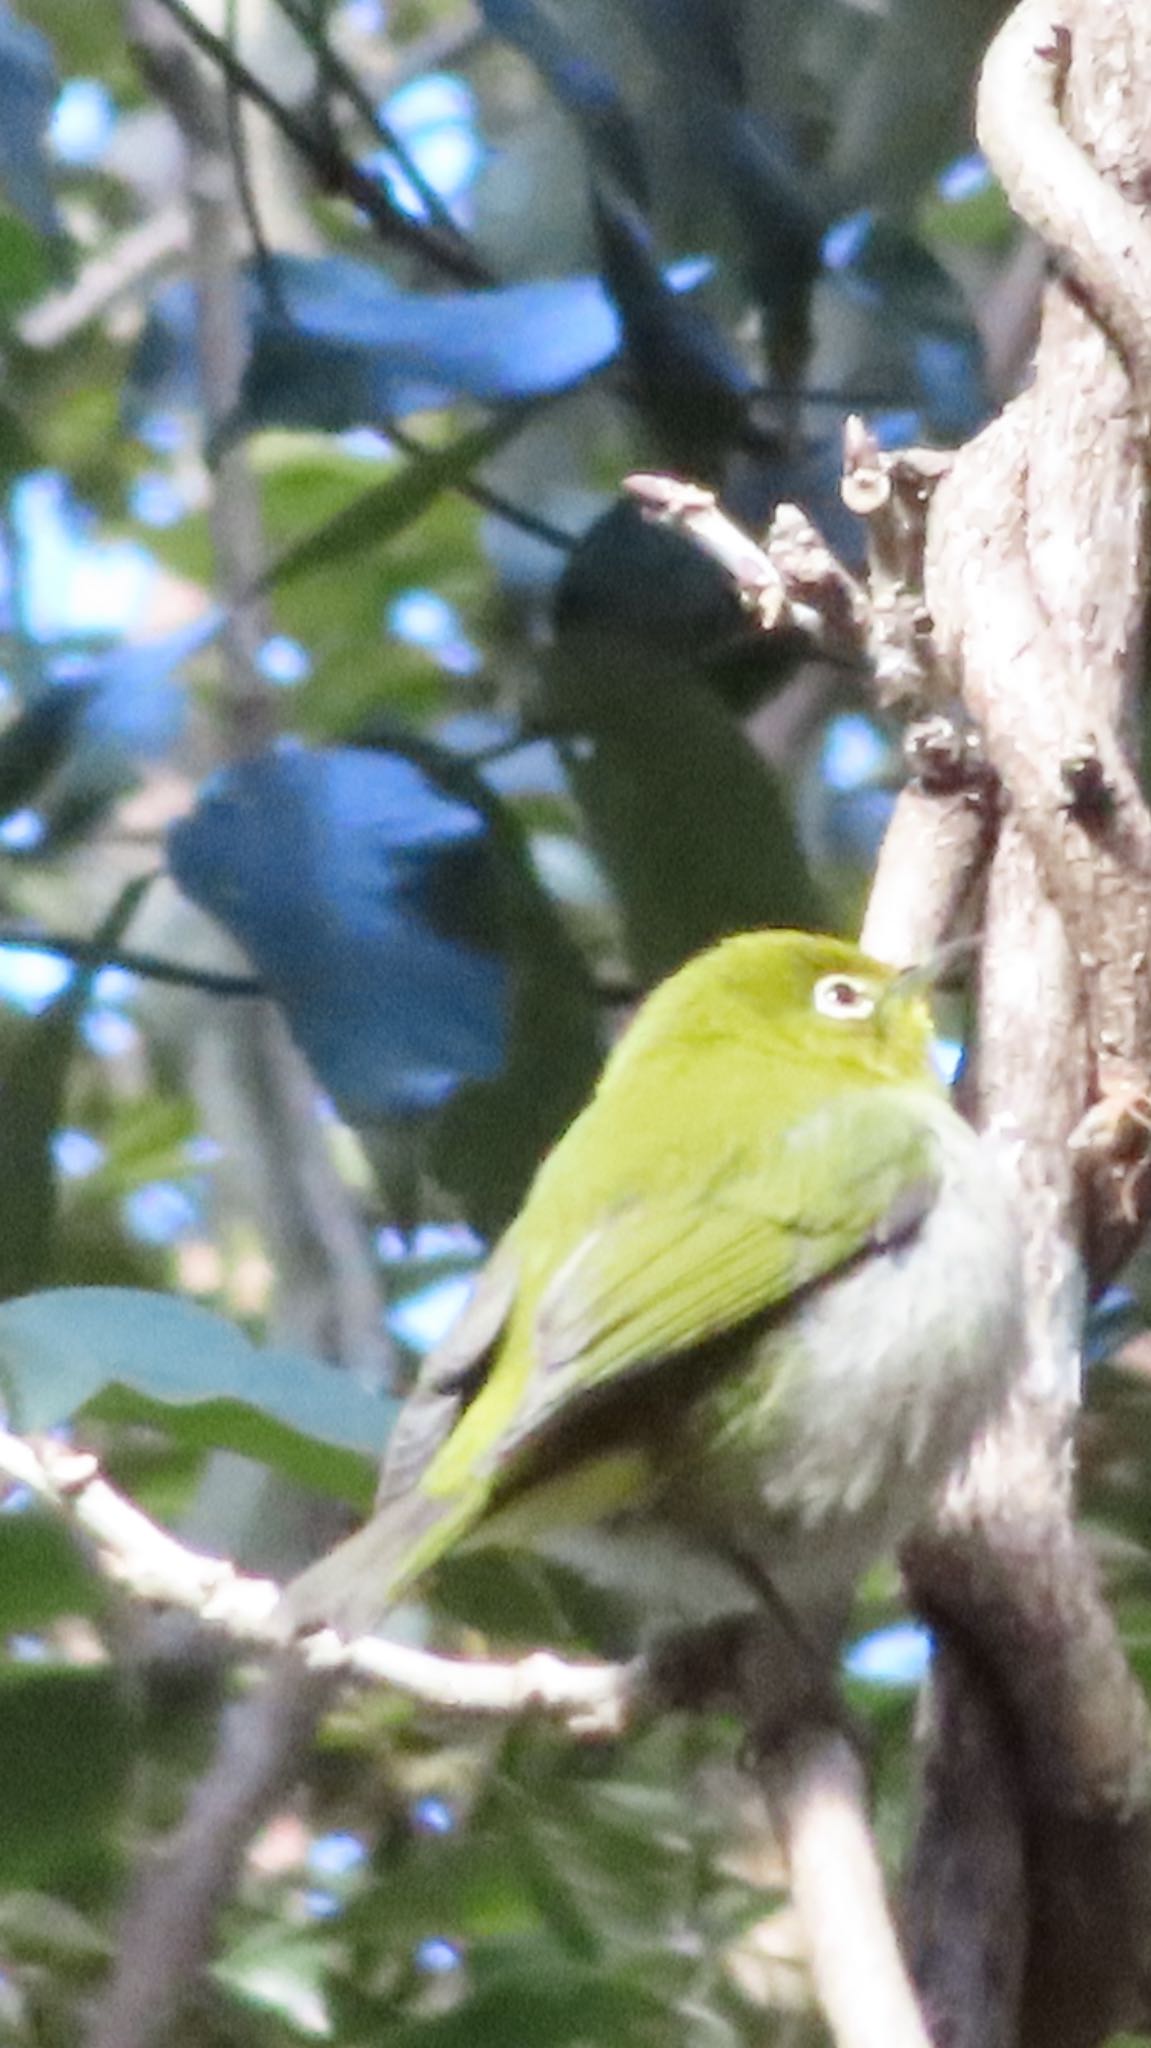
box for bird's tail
[277,1489,457,1642]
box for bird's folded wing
[489,1089,942,1472]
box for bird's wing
[477,1088,943,1480]
[279,1246,520,1638]
[374,1243,519,1509]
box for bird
[281,928,1022,1686]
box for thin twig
[0,921,261,996]
[147,0,488,282]
[273,0,482,260]
[624,473,867,665]
[16,207,189,350]
[388,414,577,550]
[0,1429,638,1733]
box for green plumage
[282,930,1021,1651]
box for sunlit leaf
[0,1286,389,1504]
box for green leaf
[0,1664,132,1884]
[0,1509,103,1631]
[255,412,530,596]
[0,1891,109,1970]
[386,1968,671,2048]
[542,637,824,981]
[213,1922,335,2039]
[491,1781,604,1963]
[0,1288,391,1506]
[0,874,154,1301]
[396,740,601,1234]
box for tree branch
[865,6,1151,2046]
[761,1731,934,2048]
[85,1654,332,2048]
[0,1429,639,1733]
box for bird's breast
[728,1106,1024,1543]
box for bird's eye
[813,973,876,1021]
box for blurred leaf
[0,679,95,816]
[543,636,824,980]
[555,499,810,711]
[388,740,601,1233]
[0,210,58,319]
[0,4,62,238]
[479,0,648,203]
[626,0,824,343]
[169,735,601,1230]
[169,742,513,1120]
[385,1966,672,2048]
[135,440,485,739]
[0,615,214,821]
[341,1830,545,1951]
[64,609,219,759]
[0,874,152,1300]
[0,1509,103,1632]
[213,1921,336,2037]
[129,257,632,437]
[491,1782,604,1961]
[0,394,40,483]
[0,1890,109,1969]
[591,186,752,471]
[822,214,987,440]
[257,415,528,594]
[627,0,747,104]
[0,1664,131,1884]
[919,173,1015,252]
[435,1548,631,1653]
[0,1286,390,1504]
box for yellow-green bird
[283,930,1022,1665]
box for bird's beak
[875,933,978,1020]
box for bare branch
[16,206,188,350]
[143,0,489,282]
[760,1731,933,2048]
[0,1429,640,1736]
[85,1655,331,2048]
[127,0,276,755]
[866,5,1151,2045]
[623,472,868,665]
[977,0,1151,406]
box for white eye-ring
[813,973,876,1021]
